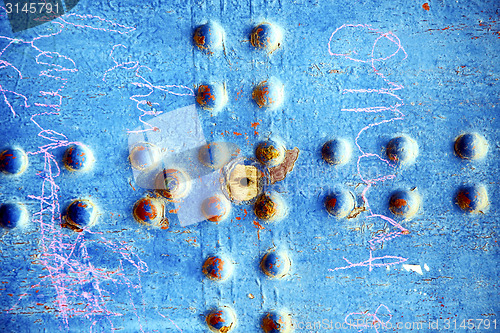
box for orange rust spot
[203,257,224,279]
[235,217,241,220]
[457,191,471,210]
[193,34,205,46]
[251,122,260,129]
[129,180,136,191]
[252,82,270,107]
[169,208,179,214]
[422,3,430,11]
[327,197,337,209]
[392,198,407,209]
[235,89,243,101]
[36,303,44,306]
[250,28,265,48]
[208,310,226,326]
[160,218,169,230]
[196,85,215,107]
[262,314,280,331]
[233,131,242,136]
[253,220,265,240]
[253,221,265,230]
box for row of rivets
[206,307,291,333]
[0,144,95,175]
[321,132,489,166]
[193,22,282,53]
[0,146,29,228]
[325,186,488,218]
[0,198,101,232]
[202,250,291,281]
[195,79,284,112]
[56,144,96,231]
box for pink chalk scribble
[103,44,195,134]
[329,24,409,239]
[344,304,393,333]
[1,8,180,332]
[328,24,410,271]
[329,251,407,272]
[58,13,137,35]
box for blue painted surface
[0,0,499,332]
[0,203,27,229]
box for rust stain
[233,131,242,136]
[347,206,366,219]
[235,89,243,101]
[253,220,265,241]
[129,180,136,191]
[252,81,271,107]
[327,197,337,209]
[254,195,277,220]
[393,198,408,209]
[262,314,283,331]
[269,147,300,184]
[422,3,430,11]
[160,218,169,230]
[457,191,471,210]
[186,237,197,245]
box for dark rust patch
[254,194,277,220]
[456,191,471,210]
[256,144,280,164]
